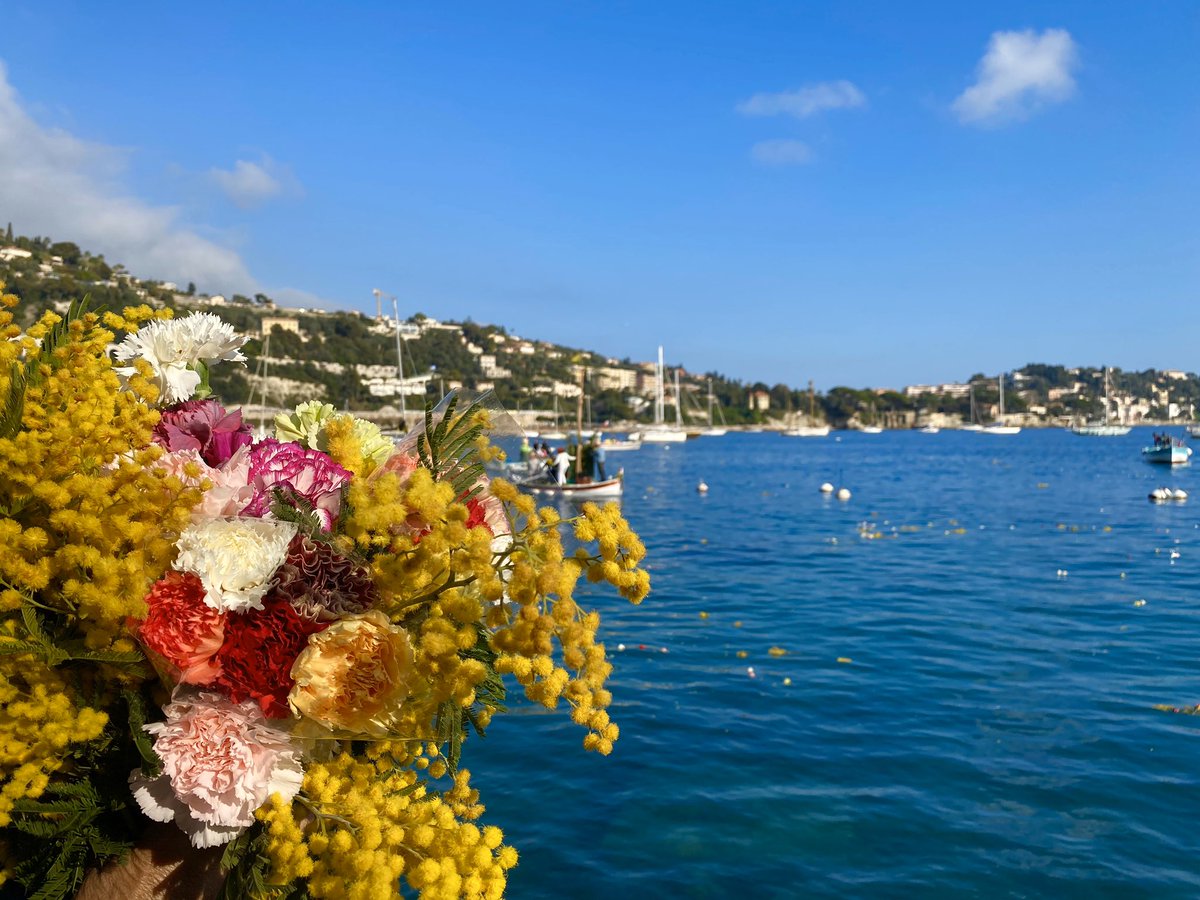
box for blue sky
[0,2,1196,389]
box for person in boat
[591,433,607,480]
[519,436,532,462]
[552,447,575,485]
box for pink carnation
[153,399,253,468]
[373,448,419,484]
[156,446,254,519]
[243,439,351,531]
[128,691,304,848]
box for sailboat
[698,379,728,436]
[640,346,688,443]
[981,373,1021,435]
[960,385,983,431]
[784,380,831,437]
[1071,367,1131,436]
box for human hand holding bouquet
[0,289,649,899]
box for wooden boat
[517,472,624,499]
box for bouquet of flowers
[0,289,649,899]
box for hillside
[3,227,1199,429]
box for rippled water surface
[472,429,1200,898]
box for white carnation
[174,518,297,613]
[113,313,247,405]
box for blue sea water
[472,429,1200,898]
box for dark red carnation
[213,597,328,718]
[272,534,378,622]
[152,399,253,467]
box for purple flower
[153,400,253,468]
[243,439,351,531]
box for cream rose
[174,517,297,613]
[288,610,416,736]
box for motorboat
[1143,434,1192,465]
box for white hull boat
[784,425,830,437]
[640,428,689,443]
[518,474,624,499]
[1071,368,1129,436]
[982,373,1021,434]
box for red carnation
[214,597,328,718]
[137,571,226,686]
[464,496,493,533]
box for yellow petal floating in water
[837,657,852,664]
[782,677,793,686]
[768,646,788,657]
[732,620,743,628]
[1134,599,1146,607]
[1037,482,1049,489]
[736,650,748,659]
[699,611,709,619]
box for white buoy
[819,482,834,493]
[836,487,851,501]
[1173,488,1188,501]
[1149,488,1170,502]
[697,481,709,493]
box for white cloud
[952,28,1079,125]
[737,81,866,119]
[0,61,258,295]
[750,139,814,167]
[209,157,295,208]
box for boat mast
[391,297,407,427]
[673,369,682,428]
[656,346,665,426]
[576,363,585,481]
[707,378,714,427]
[809,380,815,422]
[998,373,1005,419]
[254,330,272,436]
[1099,367,1108,427]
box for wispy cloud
[0,61,256,294]
[750,139,814,167]
[737,80,866,120]
[209,156,299,209]
[952,28,1079,126]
